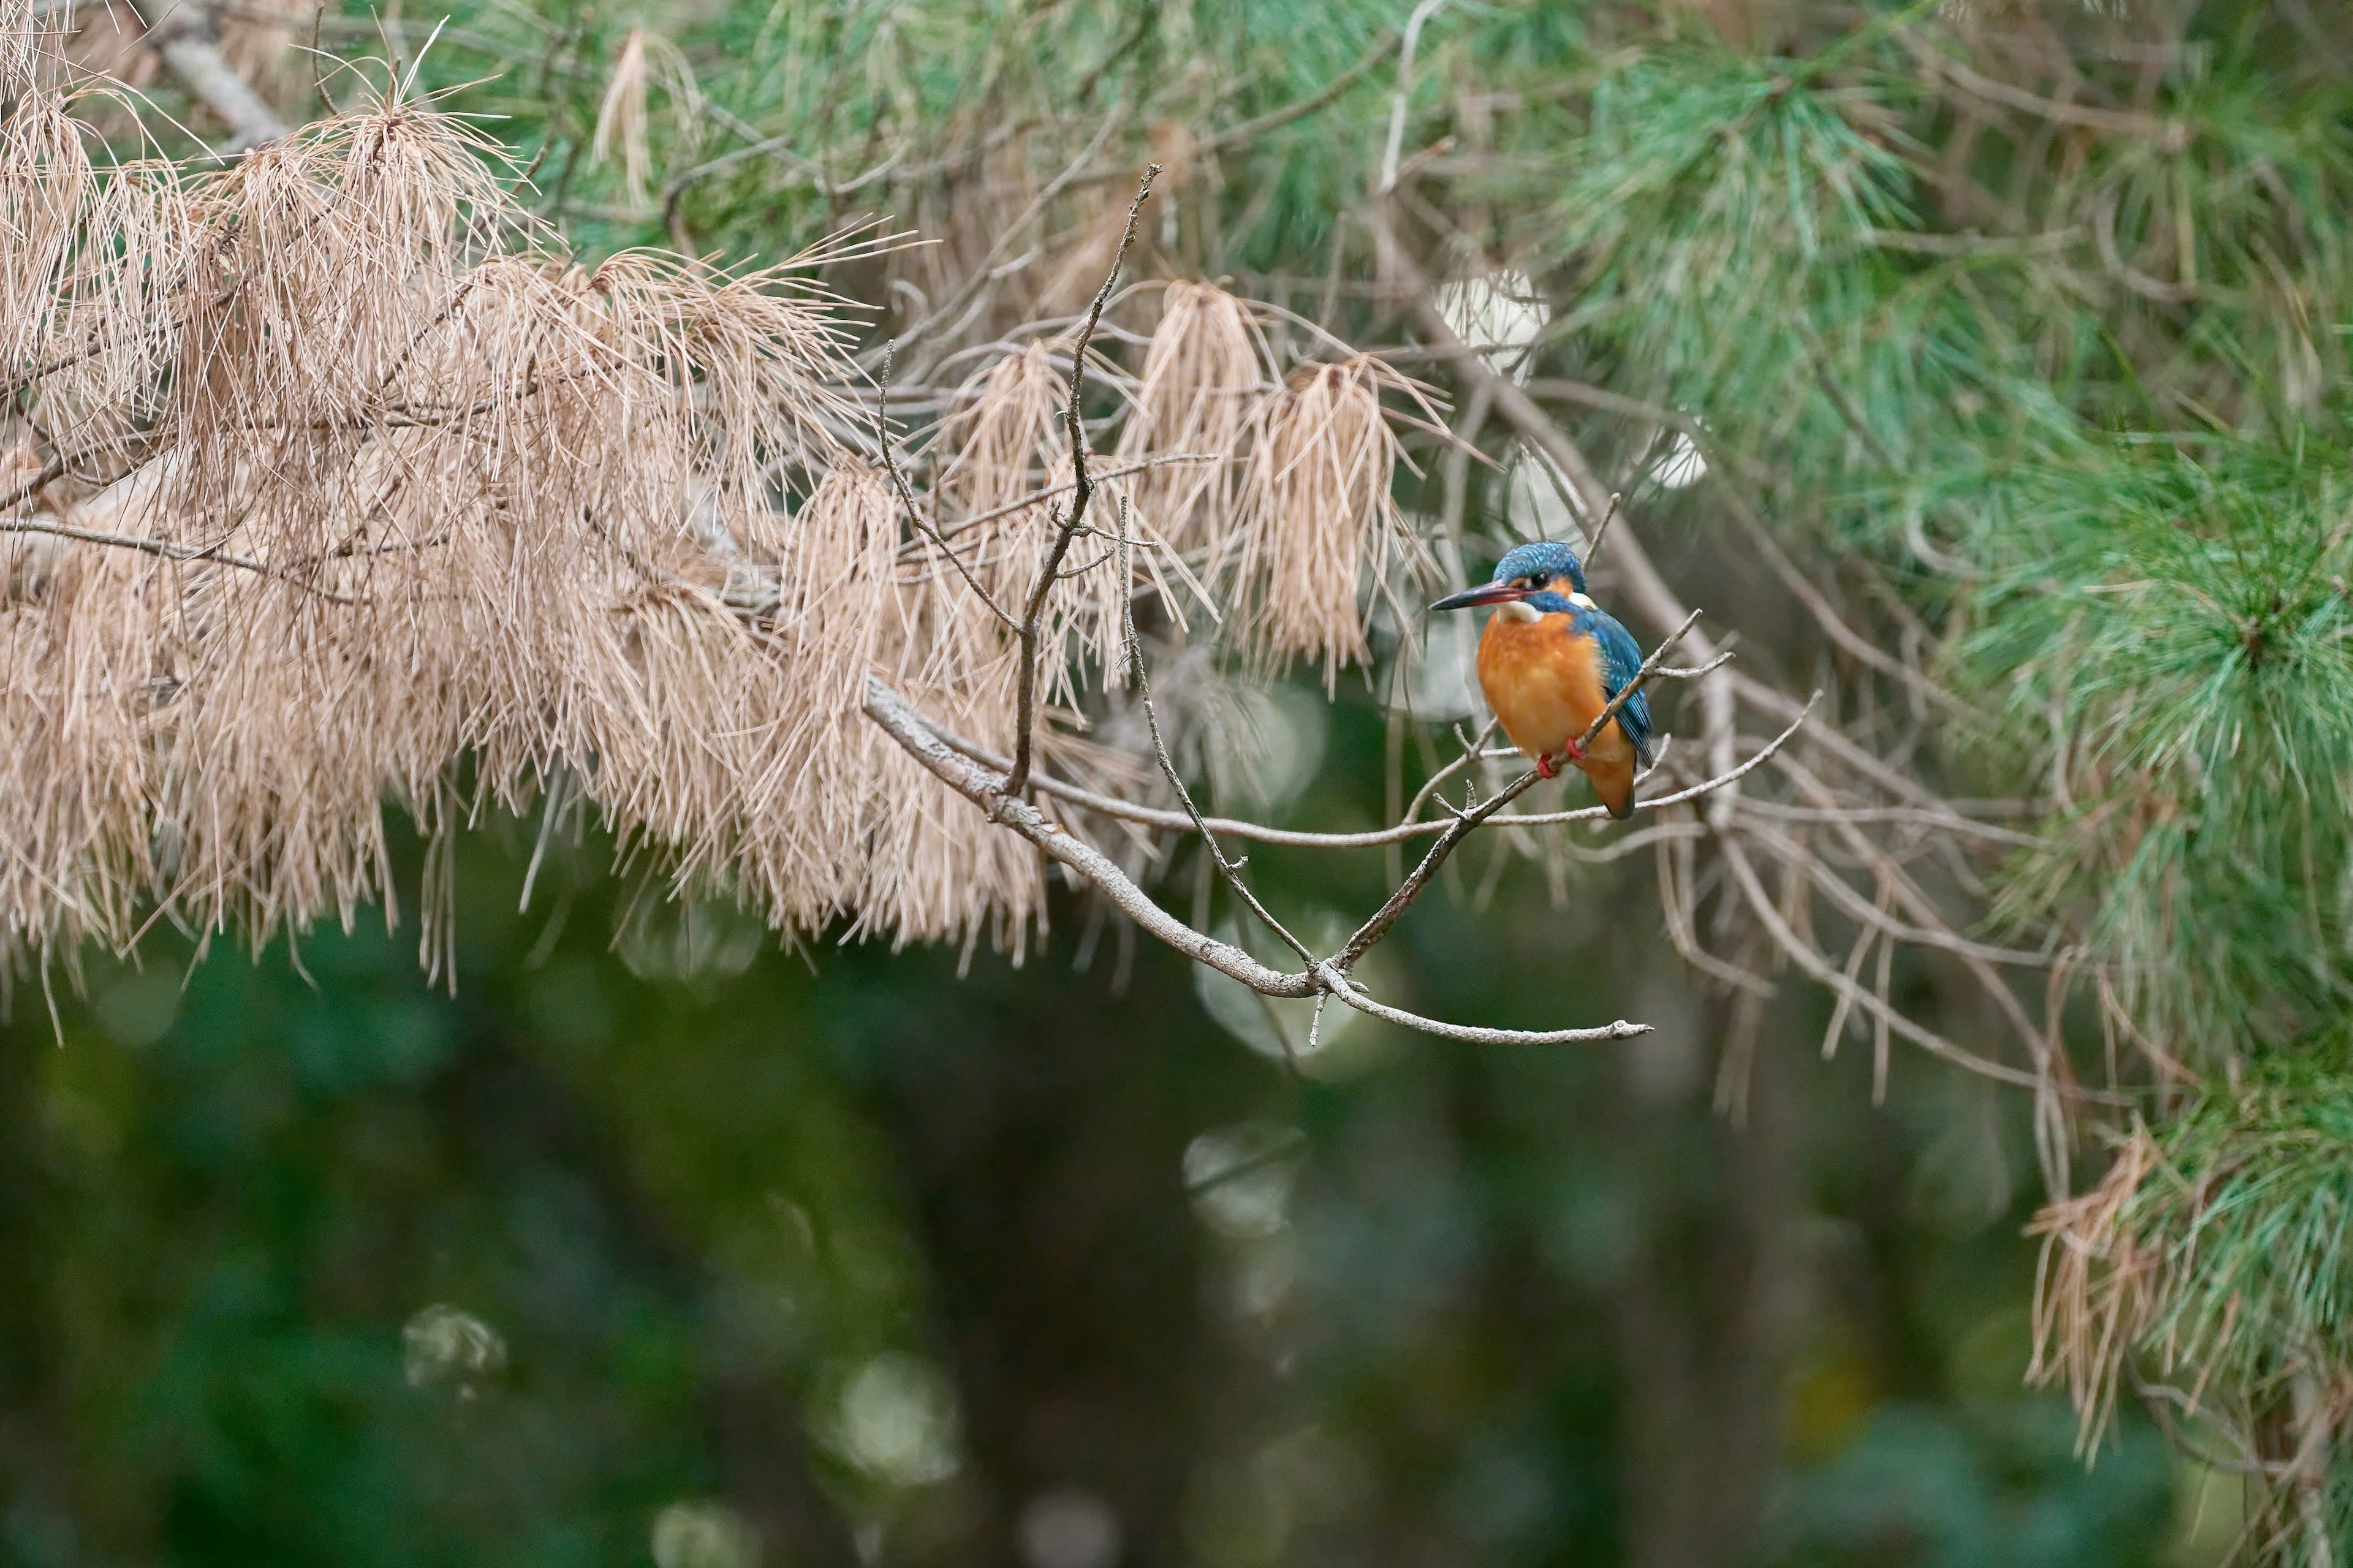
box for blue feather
[1491,540,1589,597]
[1589,608,1655,766]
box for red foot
[1534,754,1559,779]
[1561,736,1587,762]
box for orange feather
[1477,609,1639,818]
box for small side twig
[0,515,365,604]
[876,338,1020,631]
[1004,162,1158,798]
[1585,490,1622,569]
[1200,28,1400,154]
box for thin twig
[912,451,1223,550]
[1898,29,2185,143]
[1109,492,1320,974]
[0,515,363,604]
[1710,824,2127,1104]
[1379,0,1451,194]
[1403,718,1496,827]
[925,693,1807,848]
[1005,162,1158,797]
[0,456,66,514]
[1584,490,1622,569]
[876,339,1020,631]
[1724,498,1969,716]
[1330,766,1545,973]
[878,108,1130,373]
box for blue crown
[1491,541,1588,596]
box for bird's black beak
[1429,580,1526,613]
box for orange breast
[1477,610,1638,813]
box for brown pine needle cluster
[1221,357,1433,689]
[2028,1065,2353,1532]
[1115,281,1263,558]
[0,19,1431,978]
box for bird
[1428,540,1654,819]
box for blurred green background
[0,708,2205,1566]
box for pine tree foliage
[21,0,2353,1550]
[1969,437,2353,1058]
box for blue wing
[1589,608,1654,766]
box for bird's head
[1428,541,1590,615]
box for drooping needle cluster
[0,25,1436,980]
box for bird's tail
[1588,757,1637,820]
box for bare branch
[1651,652,1735,681]
[1487,711,1811,827]
[1723,499,1971,717]
[1332,763,1544,972]
[878,108,1131,373]
[1710,827,2123,1102]
[137,0,291,150]
[1378,0,1452,194]
[917,451,1224,550]
[1897,29,2185,145]
[860,674,1650,1045]
[865,673,1316,996]
[1108,493,1324,974]
[1005,162,1158,797]
[1583,490,1623,569]
[1402,718,1496,827]
[0,515,365,604]
[0,456,66,514]
[1572,606,1701,759]
[926,695,1816,847]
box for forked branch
[860,674,1651,1046]
[1332,608,1708,972]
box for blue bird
[1428,541,1654,819]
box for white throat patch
[1496,599,1542,623]
[1569,591,1597,609]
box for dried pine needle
[0,17,1430,978]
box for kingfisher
[1429,541,1654,819]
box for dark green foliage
[1964,434,2353,1054]
[1547,48,1917,426]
